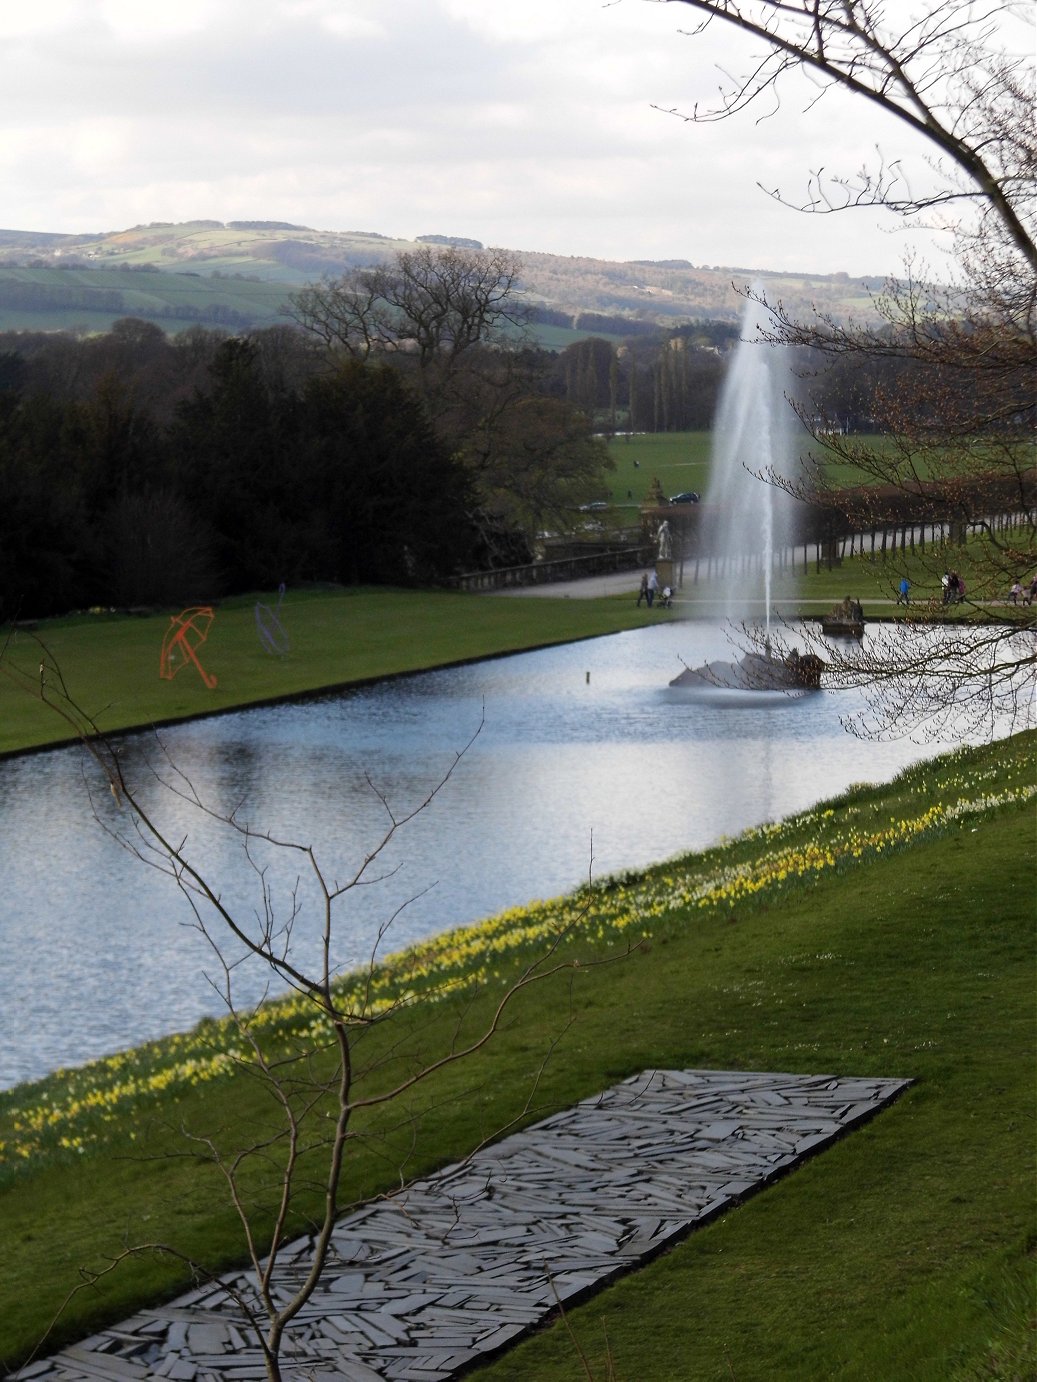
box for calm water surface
[0,622,994,1089]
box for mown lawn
[604,430,900,511]
[606,430,713,502]
[1,731,1033,1377]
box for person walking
[636,572,649,607]
[646,569,659,608]
[897,576,910,605]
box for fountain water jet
[671,290,817,693]
[707,288,805,631]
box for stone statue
[657,519,673,560]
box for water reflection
[0,622,1005,1089]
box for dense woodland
[0,322,482,618]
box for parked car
[578,500,609,511]
[669,491,700,504]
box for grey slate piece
[11,1068,909,1382]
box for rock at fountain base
[670,650,824,692]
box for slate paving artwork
[13,1068,910,1381]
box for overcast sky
[1,0,1022,277]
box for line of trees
[551,321,931,435]
[554,331,728,431]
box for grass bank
[0,586,662,756]
[1,731,1033,1376]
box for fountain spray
[704,289,804,640]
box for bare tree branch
[650,0,1036,268]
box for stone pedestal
[656,559,675,589]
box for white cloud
[0,0,968,275]
[273,0,394,41]
[438,0,579,44]
[0,0,82,41]
[97,0,226,42]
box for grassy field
[0,587,662,756]
[606,431,713,513]
[0,264,294,333]
[0,731,1033,1375]
[605,430,906,510]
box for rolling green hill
[0,220,886,340]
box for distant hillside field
[0,220,886,339]
[0,263,293,334]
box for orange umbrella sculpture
[159,607,218,689]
